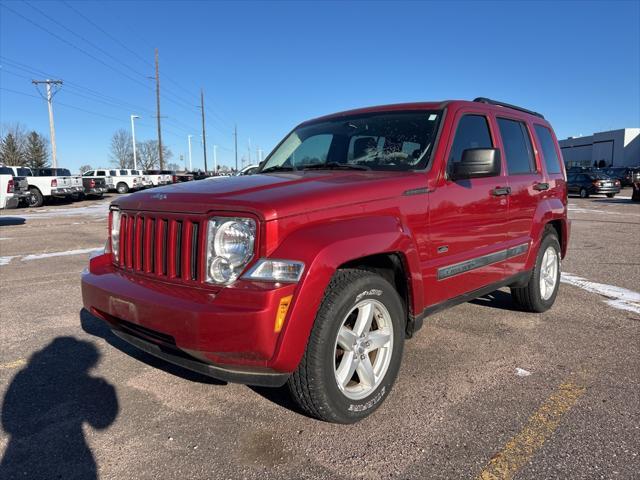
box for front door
[426,111,510,306]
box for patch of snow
[515,368,531,377]
[20,247,103,262]
[18,203,109,219]
[561,273,640,315]
[0,256,16,266]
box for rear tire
[579,188,589,198]
[28,187,43,208]
[288,269,405,423]
[511,227,561,313]
[606,193,615,198]
[116,182,129,194]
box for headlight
[110,207,121,262]
[243,259,305,283]
[206,217,256,284]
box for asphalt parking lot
[1,193,639,480]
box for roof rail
[473,97,545,119]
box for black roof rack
[473,97,544,119]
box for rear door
[427,111,509,304]
[495,116,544,276]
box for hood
[114,170,419,221]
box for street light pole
[213,145,218,174]
[130,114,140,169]
[187,135,193,171]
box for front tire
[511,227,561,312]
[579,187,589,198]
[116,182,129,194]
[288,269,405,423]
[606,193,615,198]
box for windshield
[260,110,442,173]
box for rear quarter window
[534,125,562,174]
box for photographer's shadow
[1,337,118,480]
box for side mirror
[451,148,501,180]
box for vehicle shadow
[591,198,635,204]
[469,289,523,312]
[79,308,225,385]
[0,216,26,226]
[0,337,118,480]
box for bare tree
[79,164,93,173]
[166,162,181,171]
[137,140,173,170]
[109,129,133,168]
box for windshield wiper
[260,165,295,173]
[300,162,370,171]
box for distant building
[559,128,640,168]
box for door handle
[533,182,550,191]
[492,186,511,196]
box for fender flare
[524,197,569,270]
[267,215,422,372]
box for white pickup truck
[125,169,153,189]
[110,168,143,194]
[144,169,172,187]
[6,166,79,207]
[0,166,19,209]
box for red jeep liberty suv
[82,98,569,423]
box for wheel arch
[267,215,423,372]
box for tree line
[109,129,177,170]
[0,124,50,169]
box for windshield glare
[261,110,442,172]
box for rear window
[498,118,536,174]
[0,167,13,175]
[57,169,71,176]
[534,125,562,174]
[16,168,31,176]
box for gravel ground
[0,192,638,480]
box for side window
[567,174,576,183]
[83,171,94,176]
[449,115,493,165]
[497,118,536,174]
[534,125,561,174]
[96,171,105,176]
[120,169,127,175]
[110,170,117,176]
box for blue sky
[1,0,639,172]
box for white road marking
[561,273,640,315]
[0,247,102,266]
[0,237,10,240]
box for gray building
[559,128,640,168]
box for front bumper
[81,254,297,386]
[594,186,620,194]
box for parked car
[123,169,152,189]
[601,166,638,187]
[4,166,32,206]
[83,97,569,423]
[7,166,76,207]
[0,166,19,209]
[109,169,144,194]
[171,171,194,182]
[144,170,171,187]
[82,169,116,192]
[80,176,108,199]
[236,164,259,176]
[567,172,620,198]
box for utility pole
[213,145,218,173]
[200,88,208,173]
[130,114,140,169]
[187,135,193,171]
[32,79,63,168]
[154,48,164,169]
[233,124,238,172]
